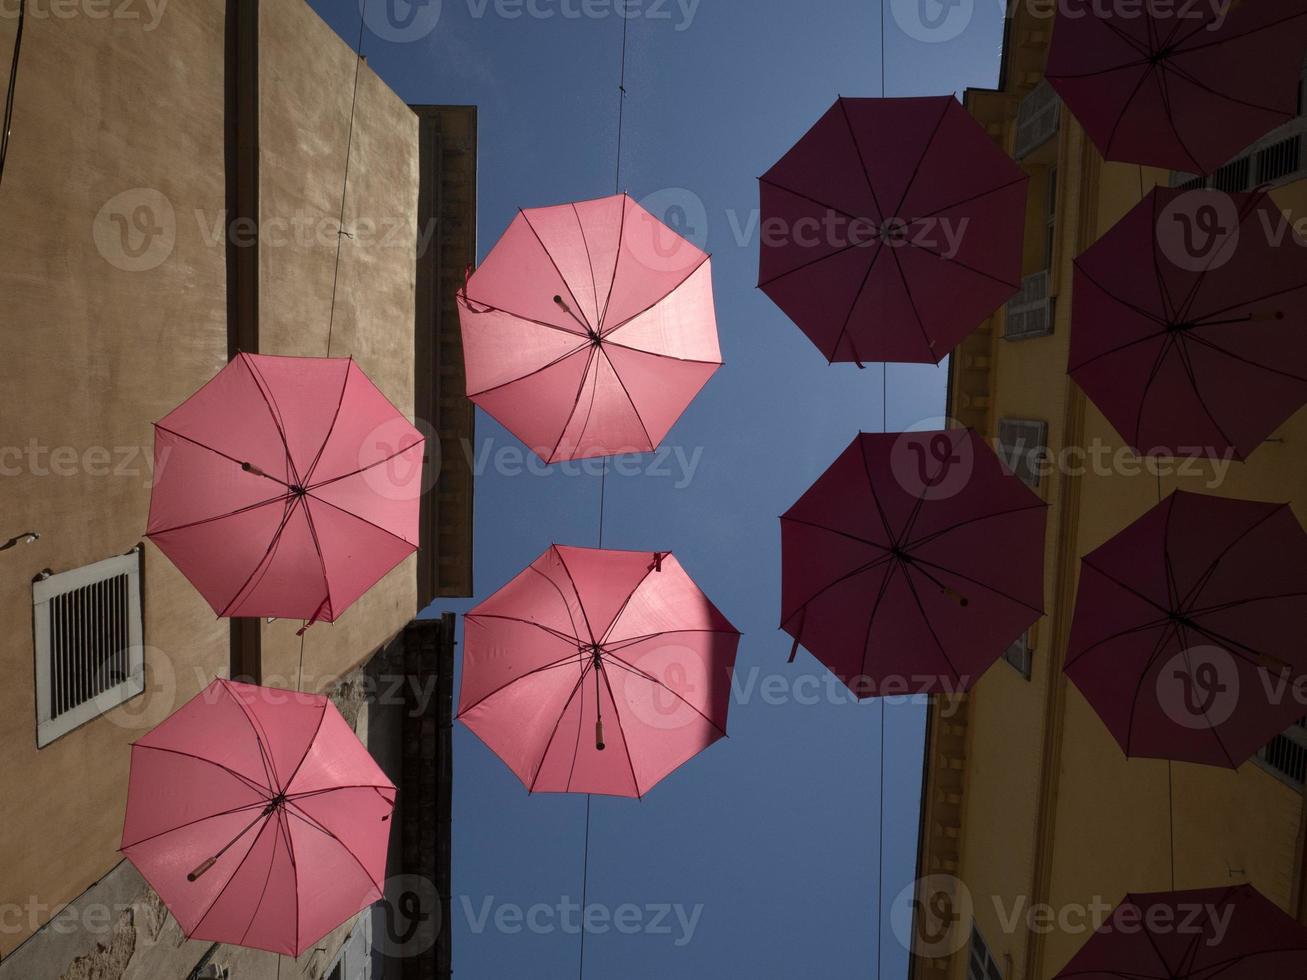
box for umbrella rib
[886,236,940,361]
[544,345,601,465]
[463,612,580,647]
[599,346,657,453]
[280,700,330,797]
[899,566,964,686]
[524,563,591,647]
[1186,590,1307,618]
[305,438,427,495]
[1181,272,1307,332]
[553,547,600,644]
[302,359,352,486]
[1171,195,1267,326]
[786,553,898,636]
[465,343,592,400]
[282,797,386,894]
[1171,338,1239,451]
[1106,65,1170,167]
[456,654,589,719]
[887,98,955,226]
[1163,56,1297,119]
[1175,10,1307,59]
[573,202,602,327]
[827,243,886,363]
[305,490,420,555]
[528,664,591,794]
[602,253,712,340]
[900,238,1022,291]
[904,501,1049,553]
[1136,914,1182,980]
[908,554,1045,616]
[120,797,274,851]
[1184,328,1307,386]
[1154,55,1209,176]
[857,434,898,547]
[127,744,273,801]
[597,662,645,799]
[597,194,628,330]
[602,653,729,739]
[147,493,291,539]
[152,424,292,490]
[216,496,299,619]
[188,809,275,940]
[459,292,593,341]
[1147,191,1183,325]
[1123,620,1185,758]
[1065,616,1174,672]
[779,514,888,551]
[1129,335,1181,452]
[757,238,863,291]
[604,626,741,655]
[564,660,588,794]
[519,208,594,333]
[602,337,722,367]
[912,175,1028,224]
[858,558,903,686]
[837,98,886,223]
[298,493,336,624]
[598,562,663,647]
[241,353,304,488]
[223,679,286,792]
[237,816,283,947]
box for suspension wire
[297,628,307,693]
[614,11,629,195]
[325,2,370,358]
[1168,760,1176,891]
[876,701,887,978]
[0,0,25,190]
[598,461,607,549]
[578,792,593,979]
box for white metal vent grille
[1004,270,1054,340]
[33,549,144,747]
[1256,719,1307,790]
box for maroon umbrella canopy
[1065,491,1307,768]
[1055,886,1307,980]
[758,97,1027,365]
[781,430,1047,697]
[1047,0,1307,175]
[1070,188,1307,460]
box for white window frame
[1004,632,1033,681]
[996,419,1050,490]
[33,548,145,747]
[969,926,1005,980]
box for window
[1004,633,1033,680]
[1004,271,1054,340]
[1044,166,1058,269]
[1256,136,1301,185]
[969,927,1004,980]
[1256,719,1307,789]
[996,419,1049,490]
[1210,157,1251,194]
[32,548,144,747]
[1014,80,1061,160]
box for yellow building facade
[911,9,1307,980]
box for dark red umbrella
[1065,491,1307,768]
[458,546,740,798]
[758,97,1027,365]
[1047,0,1307,175]
[1070,188,1307,460]
[1055,885,1307,979]
[781,430,1047,696]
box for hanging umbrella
[1070,187,1307,460]
[458,546,741,798]
[1046,0,1307,175]
[121,678,395,956]
[758,96,1028,365]
[781,430,1047,696]
[1055,885,1307,979]
[458,194,722,464]
[1065,490,1307,768]
[147,353,424,625]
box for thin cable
[297,628,306,693]
[0,0,26,190]
[598,461,608,549]
[876,700,886,979]
[578,793,592,980]
[1168,760,1176,891]
[882,363,888,432]
[614,12,629,195]
[880,0,886,98]
[325,3,370,358]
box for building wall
[0,0,435,974]
[916,8,1307,980]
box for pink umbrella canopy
[781,430,1047,697]
[758,96,1027,365]
[1054,886,1307,979]
[121,679,395,957]
[147,353,424,624]
[1065,491,1307,768]
[1070,187,1307,460]
[458,546,741,798]
[458,194,722,464]
[1047,0,1307,175]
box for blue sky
[310,1,1005,975]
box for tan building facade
[0,2,472,977]
[910,8,1307,980]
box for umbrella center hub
[289,485,307,497]
[890,546,912,563]
[588,644,603,667]
[1166,321,1197,334]
[1168,611,1198,630]
[264,792,288,816]
[1150,47,1175,65]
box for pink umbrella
[147,353,424,625]
[1065,491,1307,768]
[759,96,1028,365]
[459,194,722,464]
[1055,886,1307,979]
[121,679,395,956]
[1047,0,1307,175]
[458,546,741,798]
[781,430,1047,695]
[1070,187,1307,460]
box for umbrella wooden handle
[595,720,606,752]
[188,857,216,882]
[241,462,271,480]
